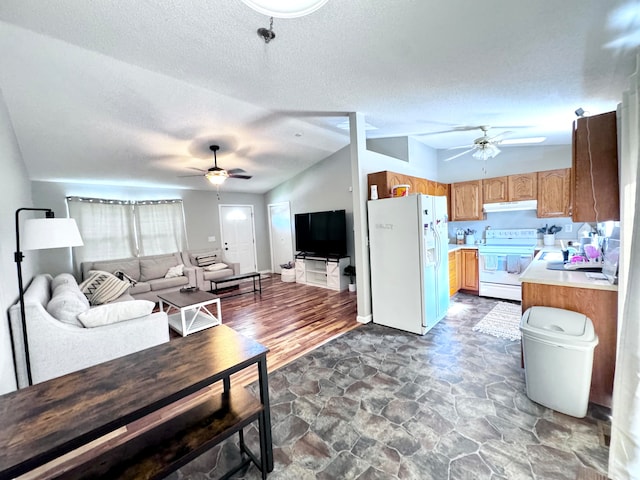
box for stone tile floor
[172,293,610,479]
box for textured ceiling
[0,1,637,193]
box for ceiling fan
[442,126,510,162]
[181,145,252,185]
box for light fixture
[206,170,229,185]
[241,0,329,18]
[472,143,501,161]
[12,208,83,386]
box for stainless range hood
[483,200,537,213]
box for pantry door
[268,202,294,273]
[219,204,257,274]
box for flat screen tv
[294,209,347,257]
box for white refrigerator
[368,194,449,335]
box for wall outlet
[207,236,216,242]
[564,224,573,233]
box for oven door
[478,250,533,300]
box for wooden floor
[170,274,360,388]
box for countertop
[519,250,617,292]
[448,244,478,252]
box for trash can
[520,306,598,418]
[281,268,296,282]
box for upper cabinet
[508,173,537,201]
[572,111,620,222]
[367,171,448,199]
[483,176,508,203]
[451,180,483,221]
[537,168,571,218]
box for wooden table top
[0,325,268,478]
[158,289,220,308]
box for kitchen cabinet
[508,173,537,201]
[572,111,620,222]
[460,248,479,293]
[522,282,617,407]
[537,168,571,218]
[483,176,508,203]
[451,180,483,221]
[448,249,462,296]
[367,171,448,199]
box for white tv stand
[295,254,351,291]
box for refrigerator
[368,194,449,335]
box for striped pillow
[195,252,218,267]
[79,270,131,305]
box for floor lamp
[13,208,83,386]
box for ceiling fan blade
[443,148,476,162]
[186,167,207,173]
[226,168,247,175]
[445,144,474,151]
[228,174,252,180]
[487,131,513,143]
[178,174,205,178]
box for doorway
[219,204,258,274]
[268,202,294,273]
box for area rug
[472,301,522,341]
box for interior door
[219,204,257,274]
[268,202,294,273]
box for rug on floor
[472,301,522,341]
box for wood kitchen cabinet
[448,249,462,296]
[537,168,571,218]
[572,111,620,222]
[508,173,537,201]
[460,248,479,293]
[367,171,448,199]
[483,176,508,203]
[451,180,483,221]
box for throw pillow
[77,300,155,328]
[79,270,131,305]
[194,252,218,267]
[165,264,185,278]
[204,263,228,272]
[46,291,89,327]
[51,273,78,291]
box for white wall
[437,144,572,183]
[0,89,34,394]
[31,182,271,274]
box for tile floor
[172,293,610,479]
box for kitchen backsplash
[448,210,589,243]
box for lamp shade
[206,170,228,185]
[241,0,329,18]
[22,218,84,251]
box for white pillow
[165,264,185,278]
[79,270,131,305]
[204,263,228,272]
[46,291,89,327]
[77,300,155,328]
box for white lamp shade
[241,0,328,18]
[206,170,228,185]
[22,218,84,251]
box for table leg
[257,357,273,472]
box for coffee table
[158,290,221,337]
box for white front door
[219,204,257,274]
[268,202,294,273]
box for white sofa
[81,252,197,302]
[181,249,240,291]
[9,274,169,388]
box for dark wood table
[211,271,262,296]
[0,325,273,479]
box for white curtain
[67,197,136,270]
[609,51,640,479]
[134,200,187,256]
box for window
[67,197,187,268]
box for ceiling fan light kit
[206,170,229,185]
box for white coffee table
[157,290,221,337]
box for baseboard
[357,314,372,324]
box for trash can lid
[521,306,597,344]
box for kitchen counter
[448,244,478,252]
[519,251,617,292]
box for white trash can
[281,268,296,283]
[520,306,598,418]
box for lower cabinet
[448,249,462,296]
[460,249,479,293]
[295,256,350,291]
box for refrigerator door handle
[432,225,441,270]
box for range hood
[483,200,538,213]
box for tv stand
[295,254,350,291]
